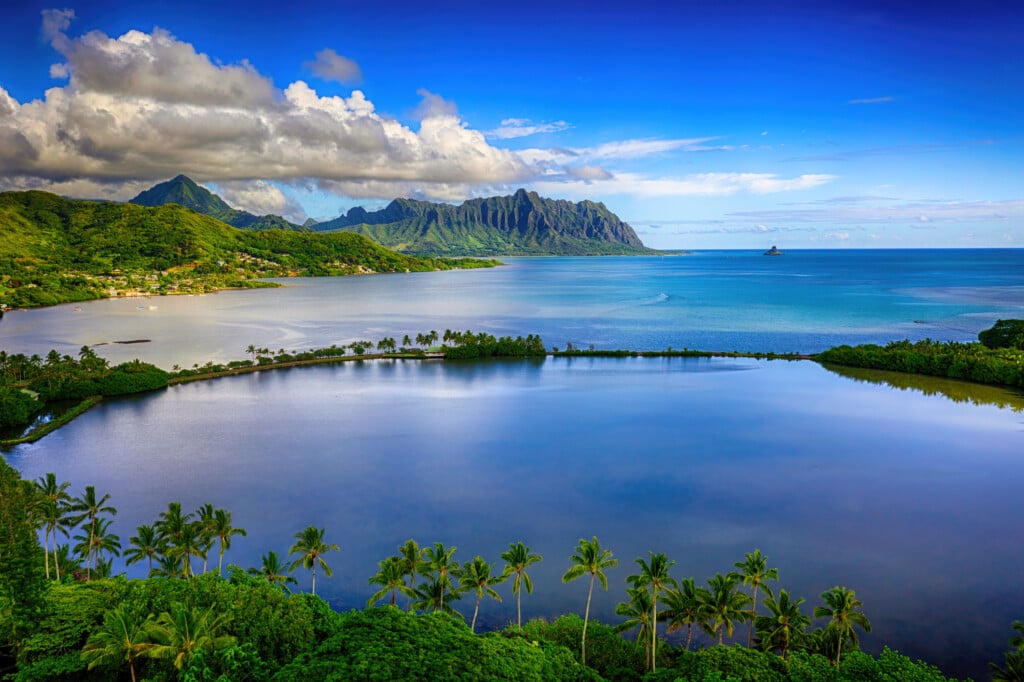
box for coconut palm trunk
[471,594,481,632]
[651,594,658,671]
[749,583,759,647]
[582,572,595,665]
[42,526,51,580]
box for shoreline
[5,336,1022,447]
[2,349,804,447]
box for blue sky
[1,0,1021,248]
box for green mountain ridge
[314,188,655,256]
[0,190,496,308]
[130,175,307,232]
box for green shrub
[272,607,599,681]
[522,615,646,681]
[0,387,43,429]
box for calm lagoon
[6,357,1024,678]
[3,251,1024,678]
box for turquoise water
[1,250,1022,368]
[3,250,1024,678]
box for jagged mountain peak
[314,190,651,257]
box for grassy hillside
[0,191,497,309]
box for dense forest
[5,459,1017,681]
[0,190,497,308]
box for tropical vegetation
[0,189,498,309]
[0,458,998,680]
[817,328,1024,390]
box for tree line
[815,320,1024,390]
[0,330,546,436]
[5,466,1007,681]
[0,347,168,431]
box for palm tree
[368,556,417,608]
[732,549,778,647]
[148,603,236,670]
[412,577,463,617]
[212,508,246,575]
[72,516,121,579]
[288,526,339,596]
[501,541,542,628]
[124,524,161,576]
[166,522,205,578]
[457,556,505,632]
[53,543,81,579]
[398,539,426,611]
[990,623,1024,682]
[755,589,810,658]
[562,536,618,666]
[155,502,192,574]
[248,550,297,592]
[93,557,116,579]
[615,586,653,670]
[423,542,459,610]
[701,572,752,645]
[80,604,157,682]
[628,552,677,672]
[813,586,871,666]
[195,503,217,574]
[990,651,1024,682]
[151,554,184,579]
[34,472,72,580]
[68,485,117,580]
[662,577,709,652]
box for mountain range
[130,176,651,256]
[313,189,652,256]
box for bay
[2,249,1022,368]
[3,250,1024,679]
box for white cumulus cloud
[0,15,530,200]
[213,180,308,223]
[0,13,842,208]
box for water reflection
[822,363,1024,412]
